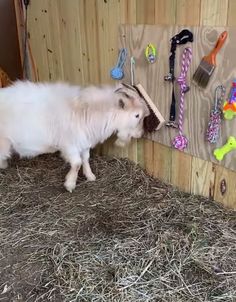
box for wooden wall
[26,0,236,209]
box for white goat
[0,81,149,192]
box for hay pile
[0,153,235,302]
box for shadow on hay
[0,153,235,302]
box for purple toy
[206,85,225,143]
[172,47,192,151]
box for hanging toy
[223,79,236,120]
[213,136,236,161]
[206,85,226,143]
[172,47,192,151]
[164,29,193,128]
[110,48,128,80]
[145,43,157,64]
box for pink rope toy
[172,47,192,151]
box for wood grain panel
[213,0,236,206]
[154,0,176,25]
[176,0,200,25]
[153,142,171,183]
[28,0,51,81]
[171,0,200,192]
[200,0,228,26]
[171,150,192,193]
[136,0,155,24]
[191,158,216,198]
[214,165,236,209]
[119,24,236,172]
[227,0,236,26]
[26,0,236,208]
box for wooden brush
[121,82,165,132]
[134,83,165,132]
[192,31,228,88]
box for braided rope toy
[172,47,192,151]
[110,48,128,80]
[206,85,225,143]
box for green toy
[213,136,236,161]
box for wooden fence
[26,0,236,209]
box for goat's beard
[114,137,130,147]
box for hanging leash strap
[206,85,225,143]
[110,48,128,80]
[172,47,192,151]
[165,29,193,128]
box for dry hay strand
[0,153,235,302]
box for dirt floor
[0,153,235,302]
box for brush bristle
[143,105,160,132]
[133,84,165,131]
[192,59,215,88]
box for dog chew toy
[172,47,192,151]
[223,80,236,120]
[206,85,226,143]
[110,48,128,80]
[213,136,236,161]
[145,43,157,64]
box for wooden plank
[171,150,192,192]
[154,0,176,25]
[120,0,137,24]
[153,142,171,183]
[80,0,100,84]
[152,0,176,182]
[227,0,236,26]
[190,0,228,202]
[200,0,228,26]
[135,0,156,169]
[169,0,200,192]
[213,0,236,208]
[28,0,51,81]
[136,0,155,24]
[144,138,154,175]
[176,0,200,25]
[191,157,215,199]
[214,165,236,209]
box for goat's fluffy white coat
[0,80,149,191]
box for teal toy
[110,48,128,80]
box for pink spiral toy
[172,47,192,151]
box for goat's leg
[81,149,96,181]
[63,149,82,192]
[0,137,11,169]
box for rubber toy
[145,43,157,64]
[223,80,236,120]
[213,136,236,161]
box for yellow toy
[213,136,236,161]
[145,43,157,64]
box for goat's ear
[115,88,134,100]
[118,98,125,109]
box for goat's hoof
[86,173,96,181]
[0,160,8,169]
[64,180,76,193]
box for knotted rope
[172,47,192,151]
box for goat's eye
[135,114,139,118]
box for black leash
[164,29,193,128]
